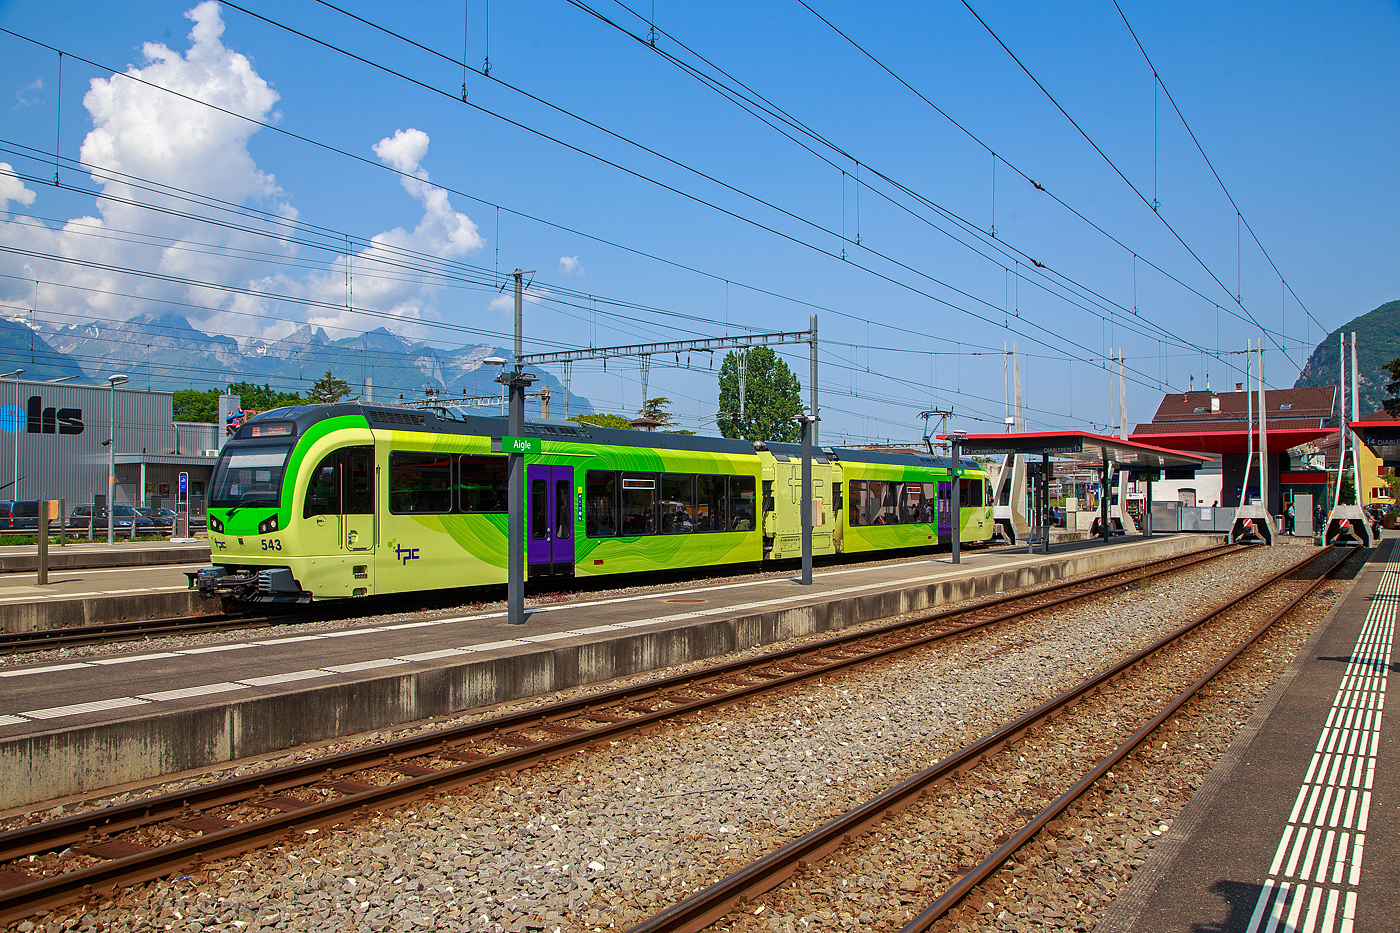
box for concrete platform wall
[0,535,1221,808]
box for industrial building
[0,376,218,512]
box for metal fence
[1151,504,1238,533]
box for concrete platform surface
[0,540,209,573]
[0,563,217,633]
[1099,538,1398,933]
[0,533,1219,807]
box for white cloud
[0,5,488,349]
[302,128,484,333]
[558,255,585,276]
[0,164,36,212]
[14,78,43,109]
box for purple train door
[937,481,952,538]
[527,464,575,579]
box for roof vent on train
[369,409,426,426]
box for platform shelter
[945,431,1209,552]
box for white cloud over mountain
[0,1,488,349]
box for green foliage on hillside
[1294,299,1400,417]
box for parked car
[68,505,154,532]
[136,506,175,529]
[0,500,41,531]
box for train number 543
[260,538,283,551]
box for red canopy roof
[1128,425,1332,455]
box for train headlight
[208,515,224,533]
[258,515,279,534]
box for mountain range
[0,311,592,414]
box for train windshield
[209,443,294,510]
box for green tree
[1383,468,1400,503]
[227,381,303,411]
[717,347,802,443]
[172,388,219,423]
[569,413,635,430]
[307,370,353,404]
[1383,357,1400,417]
[1340,472,1356,505]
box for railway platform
[0,538,208,573]
[0,532,1220,810]
[0,561,217,632]
[1100,537,1398,933]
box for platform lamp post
[796,409,820,585]
[1,370,25,499]
[105,374,128,545]
[949,431,967,564]
[496,267,538,626]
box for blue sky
[0,0,1396,442]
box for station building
[0,377,217,511]
[1130,386,1337,514]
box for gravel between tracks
[6,543,1312,933]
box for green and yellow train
[195,404,994,602]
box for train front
[194,410,309,602]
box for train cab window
[727,475,756,531]
[695,475,725,532]
[620,474,657,535]
[586,471,617,538]
[459,455,507,513]
[986,481,994,506]
[530,479,549,539]
[958,478,983,508]
[660,474,695,533]
[343,448,374,514]
[303,452,339,517]
[555,479,572,539]
[389,451,452,514]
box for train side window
[919,483,938,523]
[343,447,374,514]
[959,478,972,507]
[985,480,994,506]
[586,471,617,538]
[695,475,724,532]
[660,474,695,533]
[620,474,657,535]
[459,455,507,513]
[727,475,755,531]
[303,452,339,518]
[530,478,549,539]
[848,480,867,526]
[555,479,572,539]
[389,451,452,514]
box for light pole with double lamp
[106,374,128,545]
[1,369,25,499]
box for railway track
[622,544,1350,933]
[0,541,1241,923]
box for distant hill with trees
[1294,298,1400,417]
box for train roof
[827,447,984,472]
[238,404,757,456]
[762,442,830,464]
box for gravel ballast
[4,543,1326,933]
